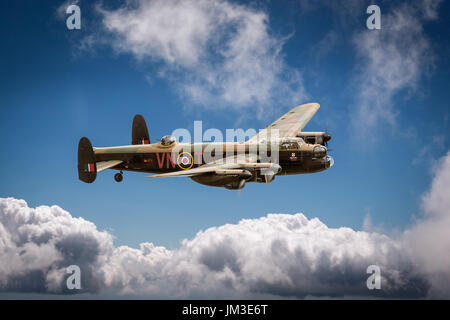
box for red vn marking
[156,153,165,168]
[142,139,150,144]
[156,153,176,168]
[166,153,176,168]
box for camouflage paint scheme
[78,103,333,189]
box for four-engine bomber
[78,103,333,190]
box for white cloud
[421,0,444,20]
[95,0,306,116]
[298,0,442,136]
[0,197,424,298]
[0,199,112,293]
[351,1,441,135]
[403,150,450,297]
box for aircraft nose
[313,145,327,158]
[272,163,282,173]
[327,156,334,168]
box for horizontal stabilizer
[96,160,123,172]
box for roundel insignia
[177,152,194,170]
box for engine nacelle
[254,163,280,183]
[297,132,331,146]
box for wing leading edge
[146,153,280,178]
[145,162,277,178]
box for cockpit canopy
[253,137,303,150]
[160,135,176,146]
[280,141,301,150]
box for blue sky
[1,0,449,256]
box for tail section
[78,137,97,183]
[132,114,150,145]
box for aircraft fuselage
[93,141,333,176]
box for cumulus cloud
[2,151,450,298]
[403,150,450,298]
[0,197,424,298]
[0,199,111,293]
[92,0,306,116]
[352,1,442,134]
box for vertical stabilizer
[132,114,150,145]
[78,137,97,183]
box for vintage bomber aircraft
[78,102,333,190]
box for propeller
[323,132,331,147]
[262,163,281,184]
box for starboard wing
[248,103,320,142]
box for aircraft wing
[249,103,320,142]
[96,160,123,172]
[145,154,278,178]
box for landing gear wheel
[114,172,123,182]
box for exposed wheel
[114,172,123,182]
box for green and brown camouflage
[78,103,333,189]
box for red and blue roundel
[177,152,194,170]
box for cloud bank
[1,151,450,298]
[93,0,306,115]
[0,198,423,298]
[403,150,450,298]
